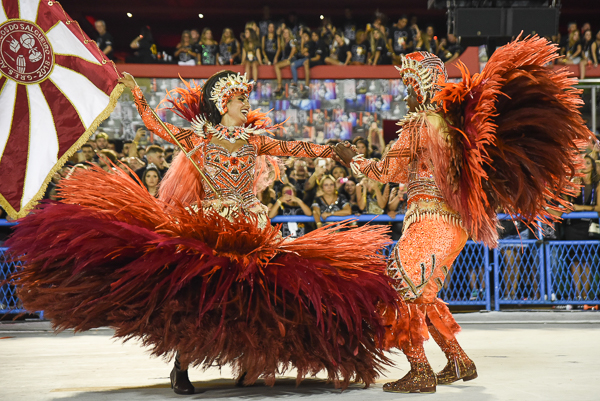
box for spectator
[304,157,327,203]
[174,30,197,66]
[95,20,114,60]
[369,28,391,65]
[343,8,357,41]
[135,145,167,179]
[325,31,351,65]
[311,175,351,228]
[350,30,369,65]
[262,23,279,65]
[78,144,95,163]
[437,34,462,64]
[138,146,147,160]
[142,164,162,198]
[564,154,600,299]
[198,28,219,65]
[339,176,360,214]
[352,136,378,158]
[319,18,336,46]
[289,30,312,88]
[127,26,156,63]
[580,30,594,79]
[591,30,600,67]
[302,31,327,82]
[98,149,118,172]
[416,25,437,54]
[390,15,413,64]
[268,183,312,238]
[289,158,309,199]
[259,6,272,38]
[95,132,109,151]
[356,178,389,214]
[122,140,134,157]
[241,27,262,82]
[560,30,582,65]
[274,27,297,94]
[190,28,200,46]
[219,28,241,65]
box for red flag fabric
[0,0,123,218]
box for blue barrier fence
[1,213,599,315]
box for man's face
[82,146,95,161]
[95,21,106,35]
[146,151,165,167]
[96,137,108,150]
[398,18,407,29]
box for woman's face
[322,178,335,195]
[283,29,290,41]
[224,93,250,126]
[356,141,367,155]
[572,31,580,42]
[145,170,159,188]
[332,167,346,179]
[583,157,594,174]
[405,85,420,113]
[245,29,251,39]
[205,30,213,41]
[182,32,190,44]
[584,30,592,41]
[312,32,319,42]
[426,26,434,36]
[223,29,231,39]
[268,23,275,34]
[345,180,356,195]
[374,30,381,39]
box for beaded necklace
[212,124,250,143]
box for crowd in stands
[93,9,600,80]
[95,8,465,74]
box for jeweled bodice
[202,142,263,211]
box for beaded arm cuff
[132,86,197,151]
[354,131,412,183]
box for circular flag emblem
[0,20,54,84]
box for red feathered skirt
[6,168,401,388]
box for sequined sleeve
[249,135,334,158]
[353,128,411,184]
[132,86,196,151]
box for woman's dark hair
[201,70,238,125]
[352,137,370,157]
[142,165,162,189]
[585,154,600,185]
[339,176,357,201]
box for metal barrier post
[493,248,500,311]
[545,241,554,302]
[538,241,546,302]
[484,246,491,311]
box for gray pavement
[0,311,599,401]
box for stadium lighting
[199,13,204,18]
[127,12,132,18]
[320,15,324,20]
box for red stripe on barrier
[0,83,29,211]
[39,79,86,157]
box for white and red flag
[0,0,122,218]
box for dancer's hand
[334,142,357,166]
[118,72,137,89]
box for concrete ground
[0,311,599,401]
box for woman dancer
[8,70,400,394]
[336,37,590,393]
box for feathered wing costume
[349,36,590,393]
[430,35,589,246]
[7,72,402,389]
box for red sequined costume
[7,73,402,389]
[348,37,590,393]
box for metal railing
[1,213,599,315]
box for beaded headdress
[210,72,254,115]
[396,51,448,108]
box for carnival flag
[0,0,123,218]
